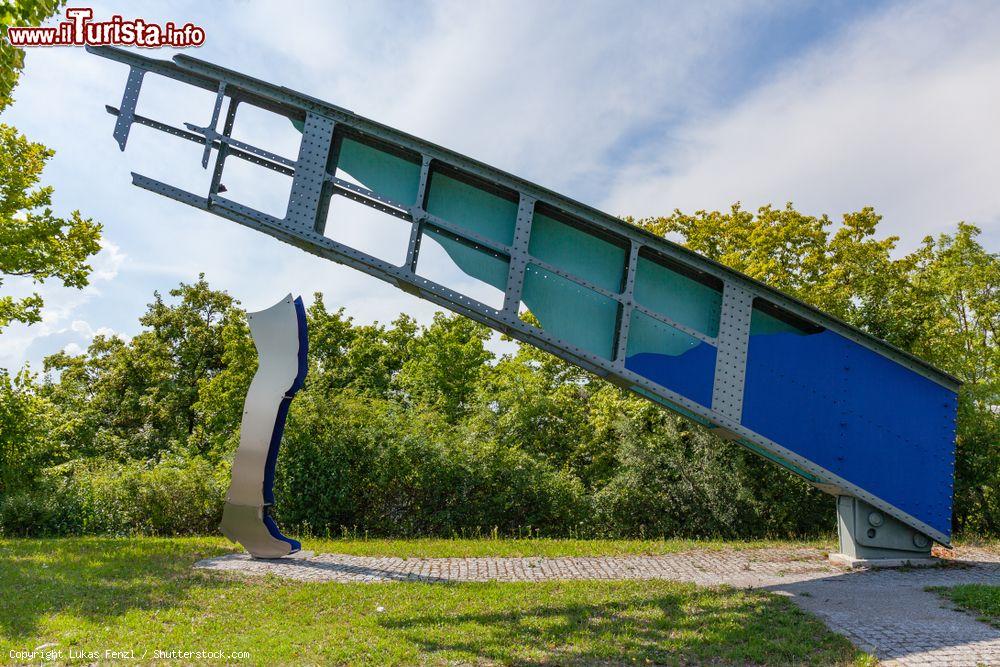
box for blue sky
[2,0,999,372]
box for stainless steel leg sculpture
[220,294,307,558]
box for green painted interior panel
[426,172,518,246]
[749,304,810,336]
[626,310,704,357]
[522,264,618,359]
[424,229,510,294]
[634,256,722,337]
[631,386,713,426]
[737,438,820,482]
[337,138,421,206]
[528,212,625,293]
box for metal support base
[828,553,939,569]
[832,496,934,566]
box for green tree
[1,0,64,109]
[591,397,830,539]
[469,344,593,477]
[631,204,925,337]
[43,277,239,460]
[2,2,100,332]
[394,312,493,421]
[911,223,999,393]
[188,307,254,460]
[911,224,999,533]
[15,211,997,539]
[0,124,102,331]
[0,367,58,495]
[306,294,418,397]
[139,276,237,444]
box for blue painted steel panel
[625,347,717,408]
[625,310,717,408]
[741,325,957,536]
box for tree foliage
[2,205,996,538]
[1,2,102,333]
[0,367,57,496]
[0,125,102,331]
[43,275,236,460]
[1,0,65,110]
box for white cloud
[68,320,115,340]
[605,0,1000,250]
[91,240,126,282]
[0,241,126,370]
[69,320,92,336]
[0,0,761,374]
[231,1,763,195]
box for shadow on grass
[0,539,862,664]
[374,583,855,665]
[0,537,234,640]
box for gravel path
[195,546,1000,666]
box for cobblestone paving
[195,547,1000,666]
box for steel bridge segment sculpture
[88,46,960,560]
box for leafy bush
[0,457,226,537]
[587,406,832,539]
[5,210,997,539]
[273,390,589,537]
[0,478,83,537]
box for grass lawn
[0,537,864,665]
[931,584,1000,629]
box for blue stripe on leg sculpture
[220,294,307,558]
